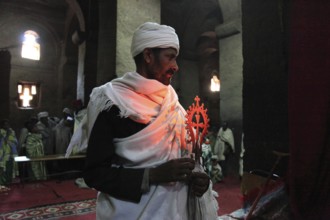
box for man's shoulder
[77,108,87,115]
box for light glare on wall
[21,30,40,60]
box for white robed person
[213,121,235,177]
[66,22,218,220]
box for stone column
[116,0,160,77]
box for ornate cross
[185,96,209,163]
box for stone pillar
[97,0,117,85]
[116,0,160,77]
[0,50,11,120]
[216,0,243,176]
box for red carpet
[0,199,96,220]
[0,176,242,218]
[0,179,97,213]
[214,176,243,216]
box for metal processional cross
[185,96,209,163]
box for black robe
[83,105,147,202]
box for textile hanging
[288,1,330,219]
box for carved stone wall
[161,0,222,117]
[116,0,161,77]
[215,0,243,176]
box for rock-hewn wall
[216,0,243,176]
[116,0,160,77]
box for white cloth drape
[213,127,235,161]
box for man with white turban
[53,108,73,155]
[36,111,56,155]
[36,111,57,174]
[67,22,218,219]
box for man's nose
[171,61,179,72]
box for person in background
[53,108,74,173]
[206,126,217,153]
[36,111,56,155]
[53,108,74,155]
[239,133,245,180]
[68,100,88,185]
[202,138,213,176]
[213,121,235,177]
[67,22,218,219]
[0,119,19,187]
[69,101,88,186]
[70,100,87,155]
[18,116,38,155]
[210,155,223,184]
[25,120,47,180]
[36,111,57,175]
[62,108,73,123]
[72,100,87,133]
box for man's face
[223,122,228,130]
[2,121,10,130]
[146,48,179,85]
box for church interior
[0,0,329,219]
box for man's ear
[143,48,153,64]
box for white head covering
[38,111,49,120]
[63,107,71,115]
[131,22,180,58]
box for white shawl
[66,72,187,156]
[66,72,218,219]
[214,127,235,161]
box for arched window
[21,30,40,60]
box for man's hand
[190,172,210,197]
[149,158,195,183]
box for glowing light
[17,83,39,108]
[31,85,37,95]
[210,75,220,92]
[18,84,22,93]
[20,88,33,107]
[21,30,40,60]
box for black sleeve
[83,106,146,203]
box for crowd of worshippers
[1,101,239,190]
[0,100,87,186]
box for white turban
[63,108,71,115]
[131,22,180,58]
[38,111,49,120]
